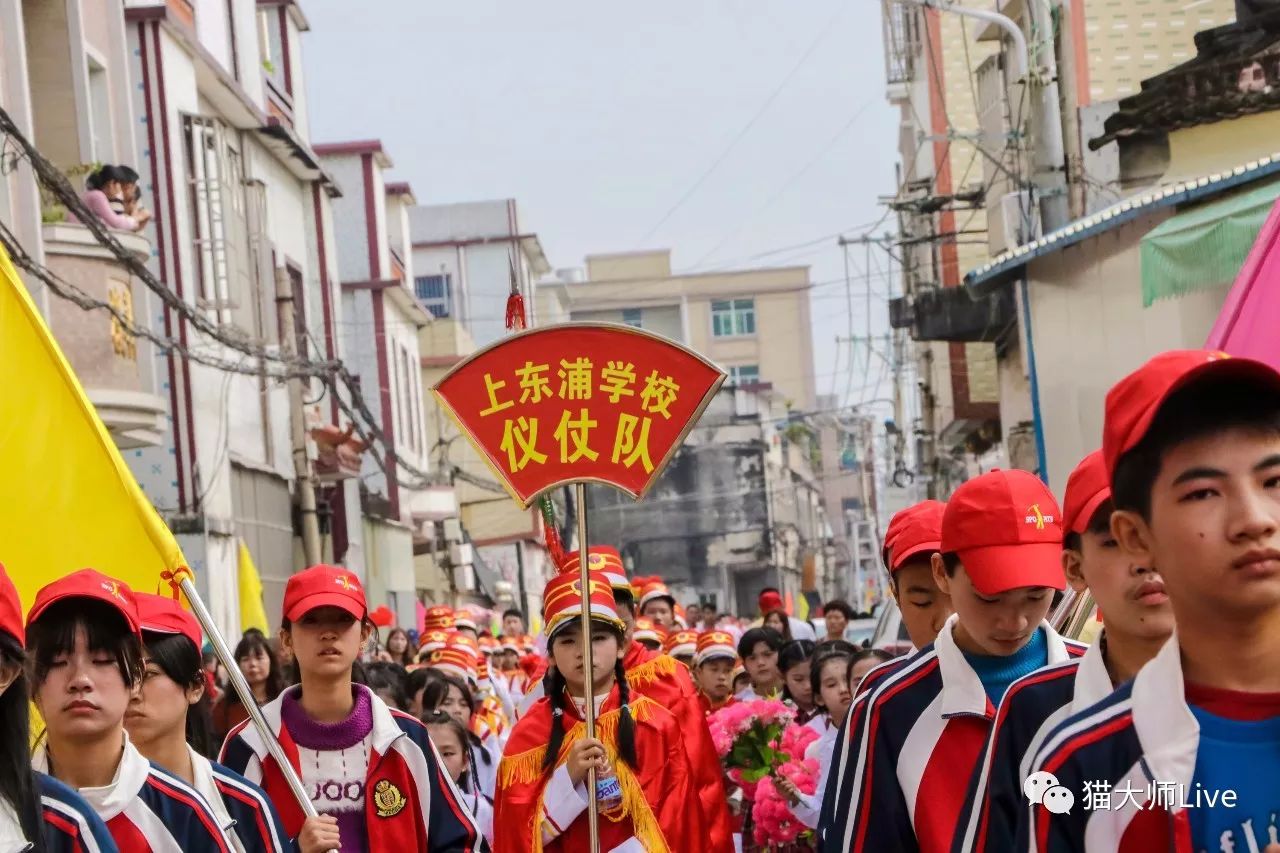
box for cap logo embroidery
[100,580,125,602]
[334,575,358,591]
[1025,505,1054,529]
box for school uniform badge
[373,779,406,817]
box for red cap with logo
[282,564,366,622]
[542,568,626,640]
[663,629,699,659]
[632,617,666,646]
[563,547,630,593]
[422,605,455,633]
[885,500,946,571]
[1062,451,1111,535]
[0,564,23,646]
[1102,350,1280,476]
[27,569,141,635]
[941,469,1066,595]
[135,592,202,651]
[694,630,737,666]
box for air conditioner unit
[417,520,437,541]
[449,542,473,567]
[442,518,463,543]
[1000,191,1041,248]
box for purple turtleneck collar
[280,685,374,750]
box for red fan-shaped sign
[433,324,725,507]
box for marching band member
[127,593,291,853]
[692,631,738,715]
[492,567,704,852]
[633,577,677,630]
[27,570,232,852]
[219,565,482,853]
[426,640,501,799]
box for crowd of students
[2,347,1278,852]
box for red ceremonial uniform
[622,638,735,853]
[494,684,703,853]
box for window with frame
[621,308,642,328]
[414,274,452,318]
[727,365,760,386]
[711,298,756,337]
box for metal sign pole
[574,482,600,853]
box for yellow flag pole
[179,576,325,829]
[575,482,600,853]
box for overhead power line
[635,5,848,246]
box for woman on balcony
[79,165,150,231]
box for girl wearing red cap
[218,564,483,853]
[126,593,293,853]
[0,564,118,853]
[493,568,705,852]
[27,569,232,853]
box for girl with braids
[492,568,705,853]
[424,711,493,845]
[125,594,293,853]
[0,564,117,853]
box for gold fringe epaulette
[498,696,659,789]
[626,652,679,688]
[520,695,669,853]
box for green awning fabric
[1141,176,1280,306]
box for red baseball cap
[26,569,141,635]
[0,564,22,646]
[758,589,783,612]
[282,565,367,622]
[135,592,202,651]
[941,469,1066,595]
[1062,451,1111,535]
[885,501,946,571]
[1102,350,1280,476]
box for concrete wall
[325,155,373,283]
[1027,215,1229,488]
[566,264,817,408]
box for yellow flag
[797,592,810,622]
[237,539,269,635]
[0,243,186,610]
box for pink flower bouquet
[708,700,821,846]
[707,699,795,784]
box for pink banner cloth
[1206,196,1280,369]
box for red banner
[432,324,725,506]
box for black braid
[468,731,493,766]
[542,665,568,771]
[614,659,637,769]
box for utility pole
[276,266,322,565]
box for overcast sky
[303,0,901,415]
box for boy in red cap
[1028,351,1280,853]
[27,570,233,852]
[219,565,483,853]
[953,451,1174,852]
[693,631,739,715]
[492,567,705,852]
[819,499,954,838]
[822,470,1085,853]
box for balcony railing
[42,223,167,449]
